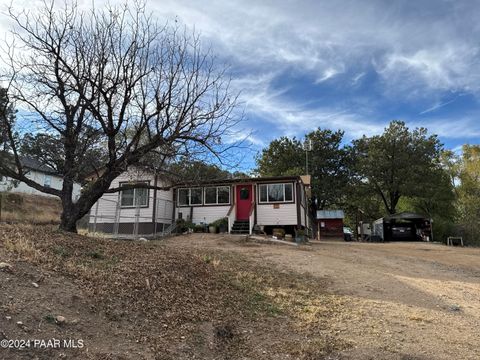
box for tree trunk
[59,212,79,233]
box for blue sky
[142,0,480,170]
[4,0,480,171]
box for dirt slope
[0,225,347,360]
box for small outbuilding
[373,212,432,242]
[316,210,344,239]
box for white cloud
[3,0,480,157]
[408,116,480,140]
[315,67,344,83]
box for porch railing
[248,200,255,235]
[227,203,235,233]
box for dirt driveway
[166,235,480,360]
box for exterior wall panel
[176,205,230,224]
[256,203,298,226]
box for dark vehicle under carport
[372,212,432,242]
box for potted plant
[211,217,228,233]
[176,219,194,234]
[208,223,217,233]
[194,224,205,233]
[295,228,306,244]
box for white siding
[0,171,81,199]
[156,188,174,224]
[256,203,298,226]
[176,205,230,224]
[89,168,173,224]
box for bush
[208,217,228,233]
[210,217,228,228]
[272,228,285,238]
[194,224,206,233]
[175,219,194,233]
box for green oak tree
[255,128,350,209]
[351,121,443,215]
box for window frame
[177,185,231,207]
[120,181,150,208]
[258,182,295,204]
[176,187,204,207]
[204,185,231,205]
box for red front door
[236,184,253,220]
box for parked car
[343,226,353,241]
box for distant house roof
[0,152,58,176]
[317,210,345,219]
[20,157,57,175]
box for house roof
[173,175,305,187]
[317,210,345,219]
[374,212,430,224]
[383,212,428,221]
[19,157,58,175]
[0,152,59,176]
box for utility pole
[304,138,312,175]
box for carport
[373,212,432,242]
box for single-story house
[88,168,311,237]
[316,210,344,239]
[0,157,81,199]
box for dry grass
[2,224,40,261]
[0,224,348,359]
[0,192,61,224]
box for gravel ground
[166,235,480,360]
[1,225,479,359]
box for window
[205,187,217,204]
[239,187,249,200]
[268,184,283,202]
[178,188,189,206]
[204,186,230,205]
[190,188,203,205]
[260,184,268,202]
[284,183,293,201]
[217,186,230,204]
[258,183,295,203]
[120,182,149,208]
[44,175,52,188]
[177,187,204,206]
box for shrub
[175,219,194,233]
[272,228,285,238]
[194,224,206,233]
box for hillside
[0,224,344,360]
[0,193,62,224]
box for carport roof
[383,212,428,221]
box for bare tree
[0,1,240,232]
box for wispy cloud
[2,0,479,164]
[419,98,458,115]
